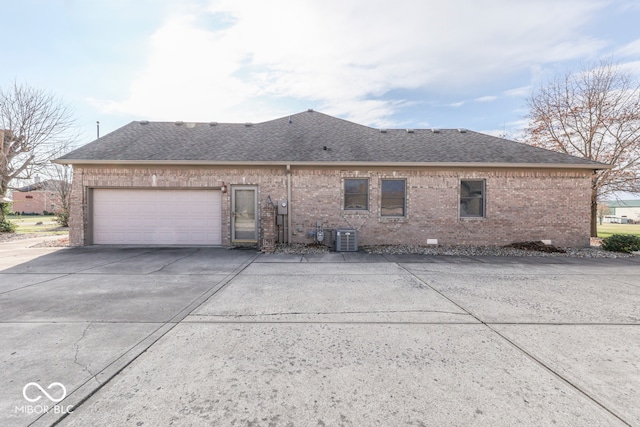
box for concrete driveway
[1,245,639,426]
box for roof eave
[53,159,611,169]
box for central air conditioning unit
[335,229,358,252]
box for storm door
[231,186,258,242]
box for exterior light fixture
[221,182,227,193]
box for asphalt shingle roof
[57,110,606,167]
[16,180,65,192]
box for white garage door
[93,189,222,245]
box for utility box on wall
[277,200,288,215]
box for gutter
[52,159,613,170]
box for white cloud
[90,13,263,122]
[474,96,498,103]
[94,0,610,127]
[503,86,531,97]
[616,39,640,57]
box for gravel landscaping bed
[0,233,43,242]
[0,232,70,247]
[29,237,70,248]
[274,243,635,258]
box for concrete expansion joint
[395,261,634,425]
[189,309,471,317]
[485,322,640,326]
[0,273,73,296]
[485,324,632,426]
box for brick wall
[68,165,592,247]
[289,167,591,247]
[11,190,62,214]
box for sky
[2,0,640,148]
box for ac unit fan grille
[335,229,358,252]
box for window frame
[343,178,369,211]
[380,178,406,217]
[459,179,486,218]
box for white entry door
[92,189,221,245]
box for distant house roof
[607,200,640,208]
[56,110,608,169]
[16,180,65,192]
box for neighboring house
[11,180,64,215]
[605,200,640,224]
[55,110,608,250]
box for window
[381,179,406,217]
[460,180,485,217]
[344,178,369,210]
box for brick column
[260,198,276,253]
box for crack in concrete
[73,323,95,377]
[72,248,160,273]
[149,248,200,274]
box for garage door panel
[171,208,187,216]
[157,218,174,227]
[93,189,221,245]
[188,218,205,227]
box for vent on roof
[140,120,149,125]
[209,122,218,126]
[406,129,415,133]
[457,128,467,133]
[379,129,387,133]
[307,108,314,112]
[244,122,252,127]
[431,129,440,133]
[175,121,184,126]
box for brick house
[55,110,608,250]
[11,180,64,215]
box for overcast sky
[2,0,640,146]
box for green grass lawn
[597,223,640,238]
[6,215,637,239]
[5,214,68,235]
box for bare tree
[525,60,640,236]
[597,203,611,225]
[42,164,73,227]
[0,82,77,227]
